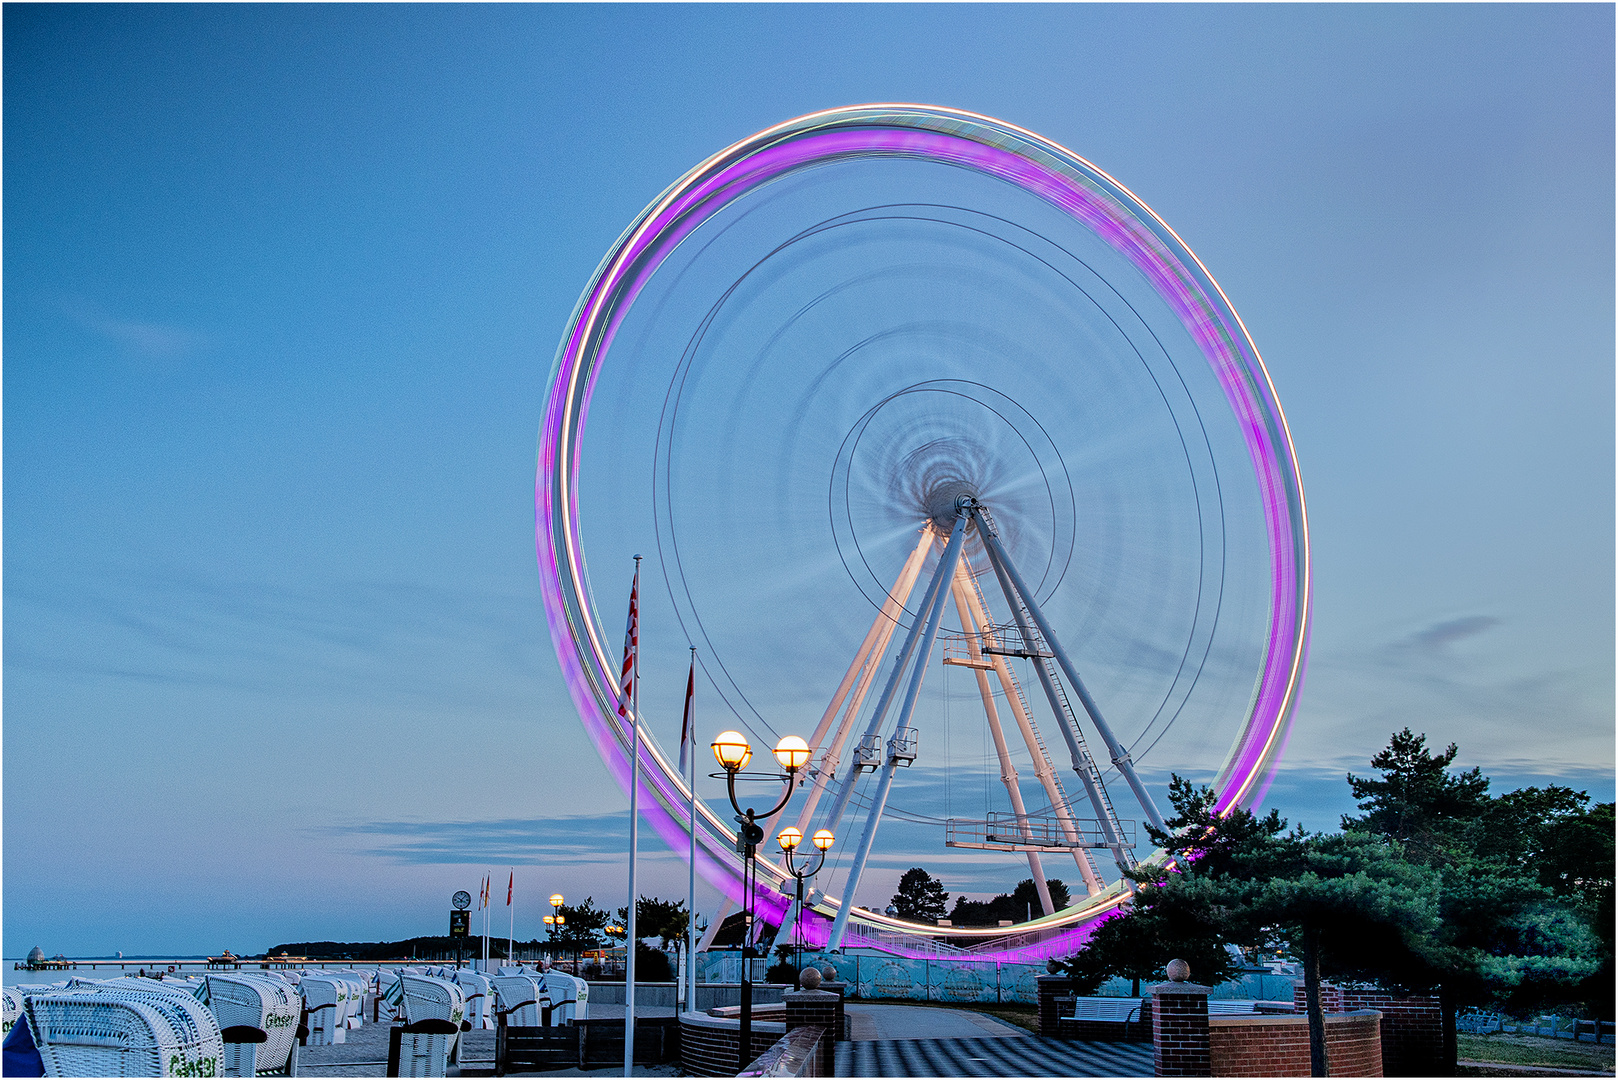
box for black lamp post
[777,826,834,978]
[711,729,810,1072]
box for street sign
[450,910,470,938]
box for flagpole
[625,555,641,1078]
[686,647,698,1019]
[508,869,515,964]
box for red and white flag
[678,656,695,776]
[618,565,640,719]
[507,871,514,907]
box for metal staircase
[991,569,1135,872]
[964,567,1108,884]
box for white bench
[1064,997,1144,1025]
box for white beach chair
[491,975,549,1027]
[454,970,494,1030]
[298,976,345,1046]
[25,987,225,1078]
[2,987,23,1038]
[204,974,302,1076]
[396,976,467,1077]
[541,971,588,1024]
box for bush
[635,942,673,982]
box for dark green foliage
[266,937,535,961]
[615,897,691,948]
[554,896,611,950]
[1343,728,1490,862]
[635,941,673,981]
[1057,732,1612,1076]
[891,867,949,922]
[949,879,1071,924]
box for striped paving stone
[836,1035,1153,1077]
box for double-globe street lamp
[777,826,834,978]
[711,729,811,1072]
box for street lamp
[778,826,833,977]
[711,730,811,1073]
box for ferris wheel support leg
[955,560,1104,896]
[816,524,952,849]
[788,532,931,865]
[976,522,1134,871]
[976,519,1168,838]
[949,569,1056,917]
[828,513,969,951]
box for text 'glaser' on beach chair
[297,976,346,1047]
[23,988,225,1078]
[204,974,302,1076]
[391,976,468,1078]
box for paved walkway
[836,1034,1153,1077]
[845,1004,1027,1040]
[835,1004,1153,1077]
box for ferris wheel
[536,104,1310,961]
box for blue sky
[5,4,1612,957]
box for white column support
[954,562,1104,895]
[948,565,1055,916]
[786,531,931,855]
[976,516,1167,836]
[827,512,969,950]
[815,523,954,847]
[976,519,1133,870]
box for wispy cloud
[1283,613,1612,776]
[61,298,205,359]
[330,814,657,867]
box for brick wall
[678,1013,784,1077]
[784,989,839,1076]
[1339,990,1443,1077]
[1208,1012,1383,1077]
[1293,980,1345,1014]
[1152,984,1212,1077]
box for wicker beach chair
[490,975,549,1027]
[395,976,467,1077]
[453,970,494,1030]
[541,971,588,1024]
[24,988,224,1077]
[297,976,345,1046]
[2,987,23,1039]
[204,975,301,1076]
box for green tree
[1342,728,1490,862]
[891,867,948,922]
[556,896,610,952]
[615,896,690,949]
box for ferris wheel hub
[921,481,980,530]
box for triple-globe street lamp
[711,729,812,1073]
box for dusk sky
[5,4,1612,958]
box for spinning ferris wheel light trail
[537,103,1310,961]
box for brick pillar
[1150,980,1211,1077]
[784,989,838,1077]
[1038,974,1076,1038]
[817,980,847,1041]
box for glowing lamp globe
[773,735,811,771]
[778,827,803,852]
[813,829,835,851]
[712,731,752,771]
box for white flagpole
[508,869,515,964]
[625,556,641,1078]
[686,648,698,1018]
